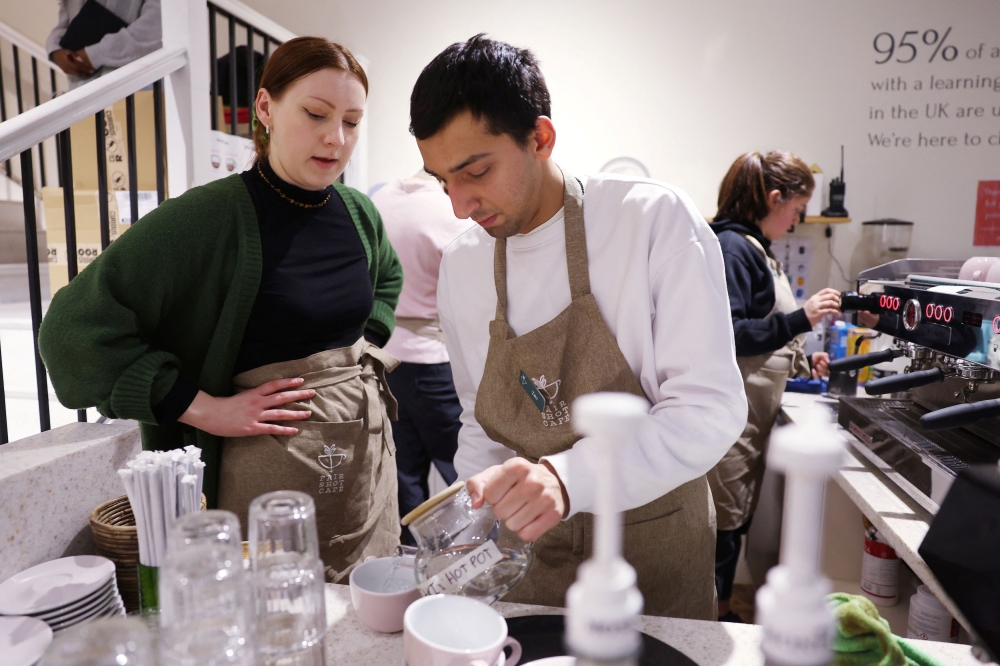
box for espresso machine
[830,259,1000,514]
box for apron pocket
[622,497,683,526]
[282,419,376,537]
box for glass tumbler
[248,491,320,559]
[39,616,153,666]
[158,543,256,666]
[249,490,326,666]
[403,482,533,604]
[167,510,242,554]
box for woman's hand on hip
[804,288,842,326]
[177,378,315,437]
[811,352,830,379]
[467,458,567,543]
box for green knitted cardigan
[38,174,402,505]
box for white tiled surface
[322,584,979,666]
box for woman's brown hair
[716,151,814,223]
[253,36,368,160]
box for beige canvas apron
[473,171,717,620]
[217,338,401,583]
[707,235,809,531]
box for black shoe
[718,610,744,623]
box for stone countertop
[778,392,973,635]
[0,421,141,583]
[322,584,979,665]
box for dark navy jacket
[709,218,812,357]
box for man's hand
[71,49,95,75]
[467,458,567,543]
[811,351,830,379]
[177,377,315,438]
[51,49,91,76]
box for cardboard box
[46,91,163,295]
[43,187,103,294]
[68,90,159,194]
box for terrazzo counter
[0,421,140,582]
[321,584,979,665]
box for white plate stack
[0,556,125,637]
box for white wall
[232,0,1000,288]
[8,0,999,288]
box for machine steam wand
[756,407,844,666]
[566,393,648,666]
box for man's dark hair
[409,34,551,147]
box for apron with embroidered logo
[473,171,717,620]
[707,235,810,531]
[217,338,401,582]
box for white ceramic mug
[959,256,1000,282]
[349,556,422,633]
[404,595,522,666]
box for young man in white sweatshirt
[409,34,747,619]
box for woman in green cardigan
[39,37,404,580]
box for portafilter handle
[839,291,880,312]
[828,349,901,374]
[864,367,947,395]
[920,398,1000,431]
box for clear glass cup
[39,616,153,666]
[249,491,326,666]
[158,543,256,666]
[248,491,320,560]
[408,486,533,604]
[253,552,327,666]
[167,510,242,554]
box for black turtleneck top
[152,159,376,424]
[233,159,375,373]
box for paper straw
[118,447,206,566]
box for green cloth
[38,175,402,506]
[829,593,944,666]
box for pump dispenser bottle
[756,406,844,666]
[565,393,648,666]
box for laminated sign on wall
[974,180,1000,247]
[207,131,255,182]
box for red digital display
[924,304,954,324]
[878,294,900,311]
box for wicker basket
[90,493,208,613]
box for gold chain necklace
[257,162,332,209]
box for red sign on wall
[974,180,1000,246]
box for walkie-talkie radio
[822,145,849,218]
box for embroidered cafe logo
[318,444,346,494]
[533,375,570,427]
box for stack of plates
[0,556,125,633]
[0,616,53,666]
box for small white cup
[349,556,422,633]
[404,595,522,666]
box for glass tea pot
[401,481,534,605]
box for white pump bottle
[756,405,844,666]
[565,392,648,666]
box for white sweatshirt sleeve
[438,257,516,481]
[542,219,748,516]
[46,0,73,56]
[85,0,162,70]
